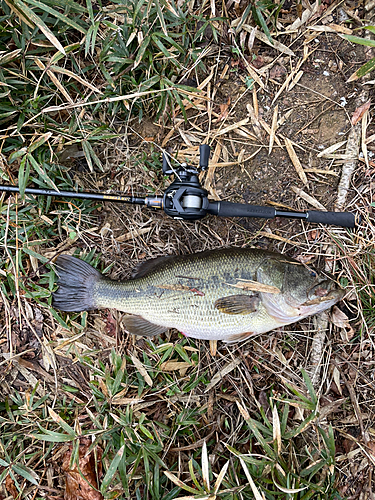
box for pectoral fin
[215,294,260,315]
[123,315,168,337]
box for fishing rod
[0,145,358,228]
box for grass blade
[33,430,76,441]
[24,0,86,33]
[347,56,375,82]
[254,6,273,45]
[18,155,30,198]
[48,407,77,435]
[239,457,264,500]
[11,0,66,53]
[201,441,210,492]
[164,471,199,494]
[134,36,151,69]
[26,154,59,191]
[342,34,375,47]
[12,464,40,486]
[28,132,52,153]
[101,445,125,492]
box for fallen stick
[335,121,362,211]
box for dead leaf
[367,441,375,458]
[342,437,357,454]
[291,186,326,210]
[217,97,230,121]
[330,306,354,340]
[226,279,280,294]
[272,404,282,454]
[269,65,287,80]
[112,397,143,405]
[210,339,217,357]
[214,118,249,137]
[332,366,342,396]
[285,138,308,185]
[251,28,295,57]
[204,359,241,393]
[307,229,320,241]
[351,100,371,126]
[288,69,303,90]
[160,360,192,371]
[327,23,352,34]
[62,438,103,500]
[259,118,282,146]
[309,24,352,35]
[330,306,350,328]
[42,337,57,373]
[104,311,117,337]
[5,475,18,499]
[269,105,278,154]
[204,140,222,195]
[131,354,153,386]
[115,226,152,242]
[257,231,294,245]
[304,168,338,176]
[317,140,347,158]
[251,55,265,69]
[296,2,302,18]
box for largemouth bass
[52,248,344,343]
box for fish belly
[120,286,282,341]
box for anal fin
[224,331,255,343]
[123,315,168,337]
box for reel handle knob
[162,153,173,175]
[199,145,211,170]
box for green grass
[343,27,375,82]
[0,347,343,499]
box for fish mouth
[301,287,345,307]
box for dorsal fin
[131,255,174,279]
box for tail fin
[53,255,102,312]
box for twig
[308,312,330,389]
[335,121,362,210]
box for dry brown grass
[1,0,375,498]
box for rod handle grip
[307,210,358,228]
[212,202,276,218]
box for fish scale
[53,247,344,342]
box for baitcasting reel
[162,144,210,220]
